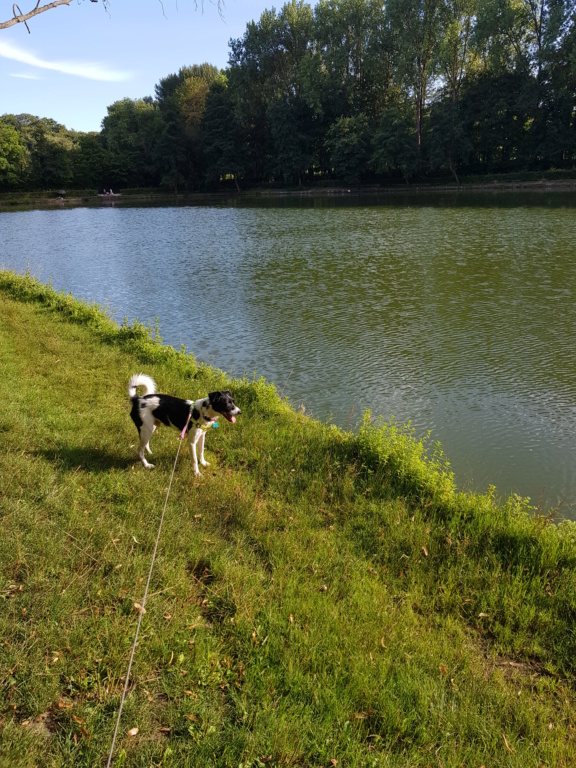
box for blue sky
[0,0,278,133]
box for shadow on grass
[35,446,131,473]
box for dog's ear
[209,390,232,401]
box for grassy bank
[2,270,576,767]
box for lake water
[2,192,576,514]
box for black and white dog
[128,374,241,476]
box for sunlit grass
[2,269,576,767]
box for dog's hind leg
[144,422,159,455]
[137,423,156,468]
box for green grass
[2,269,576,767]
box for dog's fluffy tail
[128,373,157,399]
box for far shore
[1,176,576,212]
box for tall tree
[0,120,28,189]
[426,98,471,181]
[201,75,246,190]
[459,69,537,171]
[6,115,77,189]
[435,0,480,103]
[472,0,571,75]
[178,65,220,140]
[386,0,444,162]
[536,3,576,166]
[314,0,393,122]
[325,113,370,183]
[228,5,309,182]
[266,1,319,183]
[372,105,419,182]
[71,132,106,189]
[177,64,220,187]
[101,98,163,188]
[268,96,317,184]
[154,64,218,190]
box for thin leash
[279,367,293,399]
[106,408,192,768]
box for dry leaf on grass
[502,733,515,754]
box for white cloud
[10,72,42,80]
[0,40,132,81]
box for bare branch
[1,0,220,33]
[1,0,73,31]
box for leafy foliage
[1,0,575,192]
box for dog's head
[208,391,241,423]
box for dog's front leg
[198,430,210,469]
[187,428,203,476]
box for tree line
[1,0,575,192]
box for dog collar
[189,406,218,431]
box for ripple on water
[2,199,576,512]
